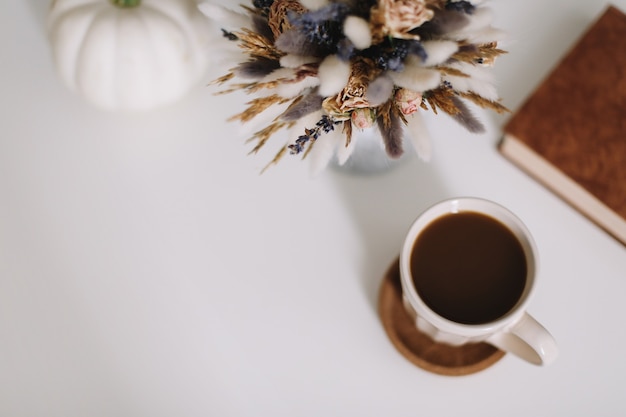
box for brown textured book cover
[499,5,626,245]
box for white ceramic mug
[399,197,558,366]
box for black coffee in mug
[409,211,527,325]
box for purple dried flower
[363,38,426,71]
[288,115,338,155]
[288,3,351,55]
[317,115,336,133]
[289,134,309,154]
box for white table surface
[2,1,625,416]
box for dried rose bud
[351,108,377,129]
[395,88,423,115]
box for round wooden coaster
[378,258,506,376]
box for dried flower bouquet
[199,0,509,173]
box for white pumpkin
[47,0,212,111]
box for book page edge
[499,134,626,246]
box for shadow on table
[328,154,449,314]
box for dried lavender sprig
[288,115,339,155]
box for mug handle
[486,313,558,366]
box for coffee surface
[410,211,527,324]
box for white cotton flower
[318,55,351,97]
[343,16,372,50]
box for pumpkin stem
[111,0,141,7]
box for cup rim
[399,197,539,335]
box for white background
[1,1,625,416]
